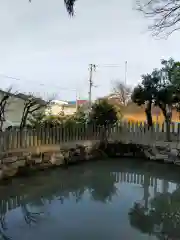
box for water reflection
[129,180,180,239]
[0,160,180,239]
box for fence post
[178,123,180,142]
[155,122,160,142]
[171,122,175,142]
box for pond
[0,159,180,240]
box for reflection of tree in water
[0,199,12,240]
[42,169,118,204]
[0,165,118,239]
[21,202,43,226]
[89,173,117,203]
[129,183,180,239]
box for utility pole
[75,90,78,111]
[88,64,96,111]
[124,61,127,85]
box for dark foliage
[29,0,77,15]
[132,58,180,139]
[89,99,119,127]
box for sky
[0,0,180,101]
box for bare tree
[29,0,77,15]
[112,80,131,106]
[136,0,180,37]
[20,94,51,129]
[0,87,13,131]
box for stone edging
[0,141,180,182]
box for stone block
[63,151,70,159]
[50,153,64,165]
[34,158,42,164]
[75,148,80,155]
[170,149,179,156]
[23,152,31,157]
[39,162,52,169]
[30,153,42,164]
[50,153,56,164]
[55,152,64,161]
[11,161,21,169]
[16,159,26,167]
[0,169,3,180]
[42,152,51,162]
[3,156,18,164]
[23,152,32,161]
[3,165,18,177]
[54,159,64,166]
[8,152,23,158]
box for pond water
[0,159,180,240]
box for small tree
[28,111,47,128]
[131,73,158,128]
[89,99,119,127]
[20,95,51,129]
[132,58,180,140]
[72,106,87,124]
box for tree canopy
[29,0,77,15]
[131,58,180,138]
[129,186,180,239]
[89,99,120,127]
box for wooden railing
[1,122,180,152]
[0,124,105,151]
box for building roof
[0,89,47,106]
[51,100,68,105]
[68,100,88,105]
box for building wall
[46,104,63,116]
[3,95,26,129]
[63,106,76,115]
[46,103,77,116]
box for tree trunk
[159,103,172,142]
[20,111,29,129]
[145,101,152,129]
[165,117,171,141]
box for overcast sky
[0,0,180,100]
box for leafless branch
[136,0,180,37]
[21,203,43,226]
[20,94,52,129]
[112,80,131,106]
[0,87,15,131]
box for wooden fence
[1,122,180,152]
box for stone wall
[0,140,108,181]
[1,140,180,182]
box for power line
[0,73,78,92]
[95,64,123,68]
[95,62,128,85]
